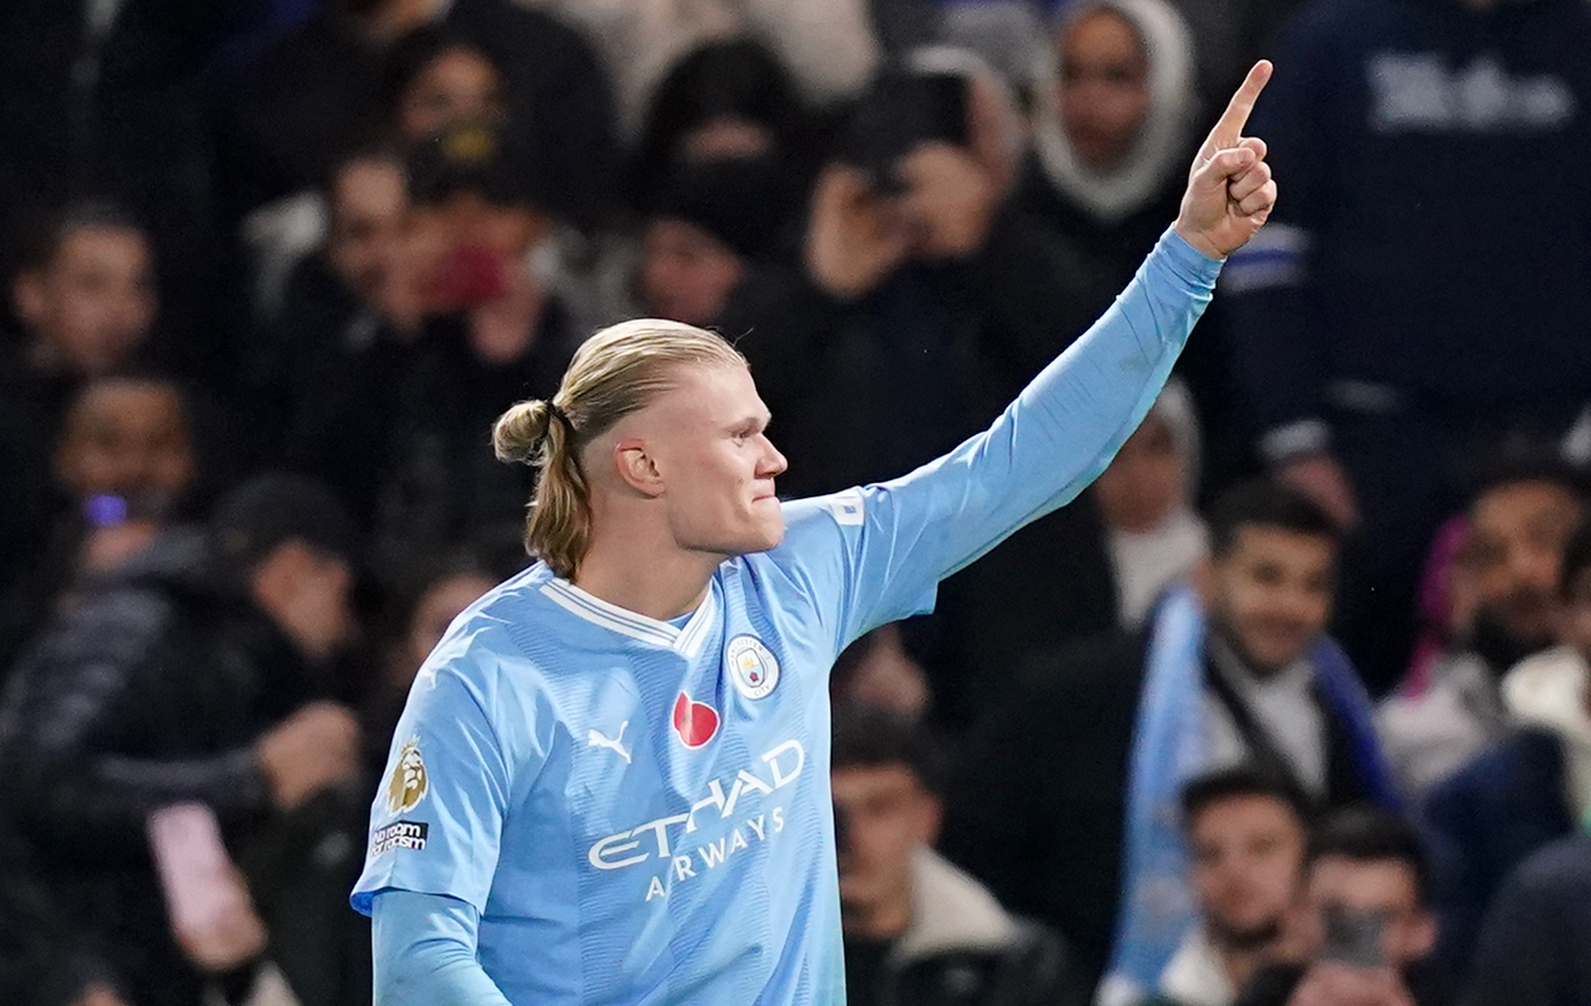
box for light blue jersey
[352,229,1223,1005]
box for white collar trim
[540,578,716,657]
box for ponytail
[493,398,590,579]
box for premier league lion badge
[386,737,429,814]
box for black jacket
[286,304,574,569]
[0,530,322,1005]
[844,850,1089,1006]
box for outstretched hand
[1174,60,1277,260]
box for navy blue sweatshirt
[1219,0,1591,446]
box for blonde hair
[493,319,747,578]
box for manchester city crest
[726,635,780,700]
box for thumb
[1195,146,1258,190]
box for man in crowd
[1380,458,1587,795]
[943,480,1398,999]
[1148,766,1311,1006]
[830,703,1085,1006]
[1420,513,1591,973]
[286,121,575,572]
[1219,0,1591,692]
[793,53,1126,720]
[244,146,416,457]
[2,201,161,664]
[0,474,364,1006]
[0,372,201,678]
[1235,808,1446,1006]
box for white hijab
[1030,0,1198,222]
[1109,378,1209,627]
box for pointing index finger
[1204,60,1273,153]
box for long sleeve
[371,890,513,1006]
[775,227,1221,648]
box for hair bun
[493,399,555,465]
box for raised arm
[781,64,1278,645]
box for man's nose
[761,438,788,477]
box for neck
[574,527,721,622]
[1209,921,1286,991]
[842,893,913,942]
[1209,630,1293,683]
[1217,941,1263,992]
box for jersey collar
[540,577,717,657]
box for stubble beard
[1209,913,1284,954]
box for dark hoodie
[0,530,320,1005]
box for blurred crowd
[0,0,1588,1004]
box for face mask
[428,242,511,310]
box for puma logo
[587,722,632,763]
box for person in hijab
[1097,378,1210,627]
[1024,0,1200,323]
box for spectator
[943,480,1398,998]
[364,547,515,758]
[628,39,818,224]
[1148,766,1312,1006]
[1235,808,1447,1006]
[518,0,889,138]
[380,28,508,147]
[0,0,237,373]
[221,0,614,227]
[4,201,157,394]
[1379,458,1586,795]
[636,160,790,328]
[240,28,510,327]
[785,47,1095,485]
[784,49,1124,719]
[1025,0,1198,325]
[1458,826,1591,1006]
[0,473,364,1006]
[243,147,415,456]
[1097,379,1210,628]
[1419,511,1591,974]
[831,703,1087,1006]
[1,203,160,636]
[1220,0,1591,693]
[0,374,203,678]
[1022,0,1250,490]
[288,121,576,572]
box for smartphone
[147,803,246,937]
[1319,907,1388,968]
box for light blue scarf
[1097,586,1397,1005]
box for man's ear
[1407,908,1438,959]
[613,439,665,497]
